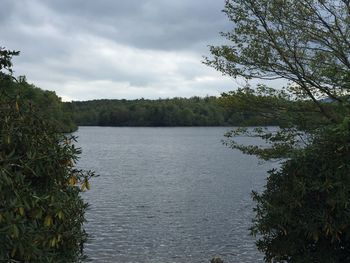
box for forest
[64,95,286,127]
[11,80,335,130]
[1,75,76,132]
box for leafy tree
[0,48,94,262]
[0,52,76,133]
[0,48,19,74]
[12,79,77,132]
[206,0,350,122]
[206,1,350,262]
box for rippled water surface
[76,127,272,263]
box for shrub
[251,119,350,262]
[0,48,94,262]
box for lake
[75,127,273,263]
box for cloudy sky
[1,0,272,101]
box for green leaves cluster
[0,49,94,262]
[221,85,339,160]
[251,120,350,262]
[67,97,234,127]
[0,49,19,74]
[66,94,304,127]
[2,79,76,133]
[206,0,350,121]
[207,0,350,261]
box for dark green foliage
[65,95,296,127]
[0,47,76,133]
[206,0,350,261]
[251,120,350,262]
[66,97,231,127]
[4,77,77,133]
[0,49,94,262]
[0,48,19,74]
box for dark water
[76,127,272,263]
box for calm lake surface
[76,127,273,263]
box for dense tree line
[3,75,330,130]
[1,74,335,131]
[64,96,286,127]
[2,75,76,132]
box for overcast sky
[1,0,277,101]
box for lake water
[75,127,273,263]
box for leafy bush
[251,119,350,262]
[0,48,94,262]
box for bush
[251,119,350,262]
[0,49,94,262]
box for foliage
[206,0,350,262]
[206,0,350,122]
[65,95,297,127]
[221,85,340,160]
[4,78,76,133]
[251,120,350,262]
[66,97,224,126]
[0,48,94,262]
[0,47,76,133]
[0,48,19,74]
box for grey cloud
[2,0,229,57]
[39,0,229,51]
[1,0,242,100]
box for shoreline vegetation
[2,76,77,132]
[64,96,279,128]
[0,49,94,262]
[16,79,336,132]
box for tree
[0,48,19,74]
[7,80,77,132]
[206,1,350,262]
[250,120,350,262]
[206,0,350,122]
[0,47,94,262]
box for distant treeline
[64,96,280,127]
[1,76,76,132]
[5,78,287,131]
[6,79,333,130]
